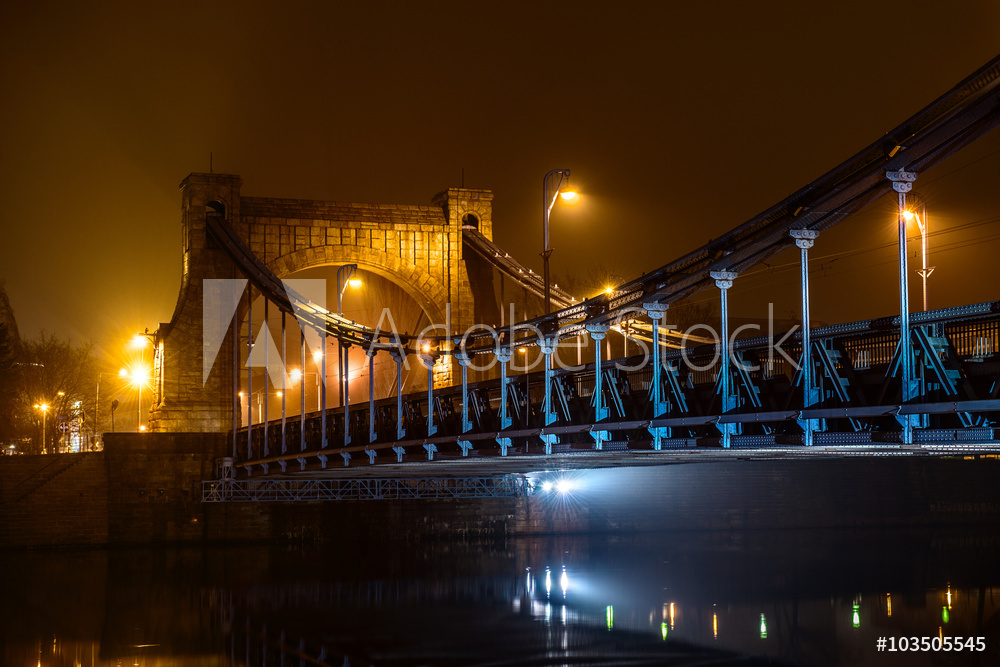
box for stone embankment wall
[0,452,109,547]
[1,432,998,548]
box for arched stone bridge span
[150,176,507,432]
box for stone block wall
[205,496,518,544]
[150,173,242,433]
[104,432,227,544]
[153,174,502,433]
[0,453,108,547]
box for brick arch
[269,245,449,327]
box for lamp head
[559,189,580,204]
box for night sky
[2,2,1000,364]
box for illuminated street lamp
[119,363,151,432]
[248,388,283,423]
[903,193,933,311]
[336,264,362,407]
[33,403,50,453]
[289,367,321,412]
[126,331,155,432]
[542,169,579,314]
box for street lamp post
[129,333,155,431]
[904,193,934,311]
[289,368,320,412]
[119,363,151,433]
[33,403,49,453]
[541,169,578,315]
[336,264,361,408]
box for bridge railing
[228,303,1000,473]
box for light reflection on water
[1,527,998,666]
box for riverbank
[2,433,999,548]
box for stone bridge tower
[149,173,499,433]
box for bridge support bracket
[317,454,328,469]
[392,446,405,463]
[590,429,611,450]
[340,451,351,467]
[647,426,669,451]
[423,443,437,460]
[365,448,376,465]
[497,436,511,456]
[457,440,472,456]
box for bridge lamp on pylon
[902,193,933,311]
[542,169,580,315]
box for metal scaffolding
[203,473,528,502]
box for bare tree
[0,280,20,449]
[14,333,97,454]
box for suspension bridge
[139,55,1000,501]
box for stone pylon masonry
[150,172,498,433]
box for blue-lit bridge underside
[210,55,1000,490]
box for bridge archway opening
[207,201,225,217]
[238,264,438,425]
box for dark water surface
[1,527,998,666]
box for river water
[1,527,997,666]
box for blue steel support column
[299,329,306,452]
[790,230,821,445]
[496,346,512,456]
[585,324,611,449]
[365,346,376,464]
[366,348,376,442]
[341,341,351,466]
[320,328,328,450]
[246,288,253,461]
[455,351,473,456]
[263,299,269,459]
[643,302,669,450]
[710,271,738,448]
[281,311,287,455]
[539,338,559,455]
[391,348,406,463]
[887,168,918,444]
[232,286,238,460]
[421,350,437,460]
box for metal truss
[203,474,528,503]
